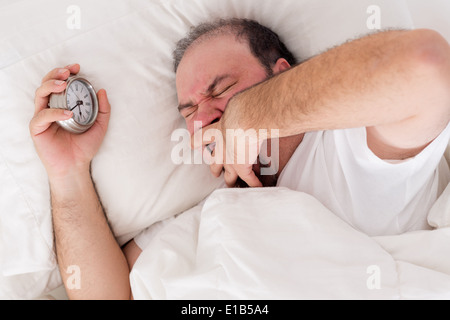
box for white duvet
[130,185,450,300]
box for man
[30,18,450,299]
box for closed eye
[181,105,198,119]
[212,82,237,98]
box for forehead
[175,34,260,97]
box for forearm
[226,29,449,141]
[50,169,130,300]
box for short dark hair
[173,18,297,75]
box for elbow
[408,29,449,66]
[406,29,450,115]
[407,29,450,84]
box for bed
[0,0,449,300]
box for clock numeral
[86,102,91,106]
[84,94,88,99]
[75,84,79,91]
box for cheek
[233,72,268,99]
[215,98,229,113]
[185,118,204,136]
[223,79,263,108]
[246,71,269,86]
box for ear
[272,58,291,74]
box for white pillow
[406,0,450,42]
[0,0,415,299]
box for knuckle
[210,165,221,177]
[33,109,43,121]
[52,67,61,75]
[29,116,37,134]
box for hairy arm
[224,29,450,159]
[50,169,131,300]
[31,64,131,299]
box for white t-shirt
[277,123,450,236]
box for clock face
[66,80,94,125]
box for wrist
[223,94,276,143]
[224,84,274,135]
[222,94,241,131]
[47,162,91,181]
[48,165,92,199]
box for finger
[191,121,221,149]
[41,68,69,84]
[235,165,263,188]
[40,64,80,84]
[65,63,81,75]
[207,139,224,177]
[34,80,67,113]
[30,108,73,136]
[202,145,213,165]
[95,89,111,131]
[223,165,238,187]
[210,163,224,178]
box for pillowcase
[0,0,416,299]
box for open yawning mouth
[205,142,216,154]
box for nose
[190,99,224,132]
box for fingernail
[65,64,76,68]
[55,80,65,86]
[58,68,68,74]
[64,110,73,116]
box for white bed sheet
[130,187,450,300]
[0,0,449,299]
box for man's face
[176,34,269,135]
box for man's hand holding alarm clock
[30,64,111,179]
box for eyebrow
[178,74,232,112]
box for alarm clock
[48,75,99,134]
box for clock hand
[70,103,79,111]
[70,100,83,111]
[78,101,84,120]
